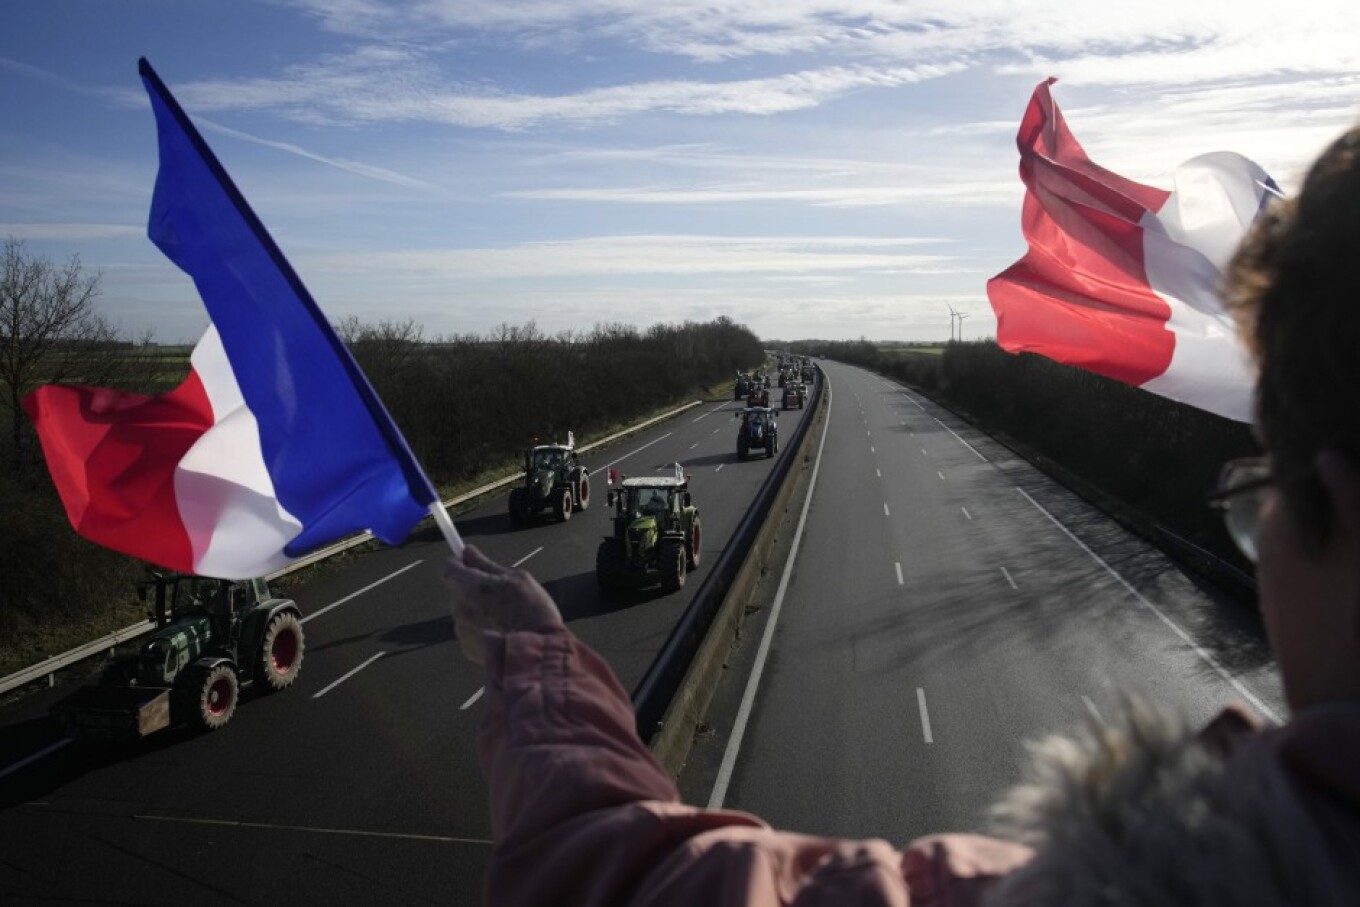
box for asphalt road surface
[0,388,809,906]
[680,359,1283,849]
[0,360,1284,904]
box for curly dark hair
[1222,126,1360,548]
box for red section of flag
[987,79,1176,387]
[23,369,214,571]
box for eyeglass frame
[1207,457,1275,563]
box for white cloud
[0,223,144,241]
[177,57,963,129]
[195,117,441,191]
[507,180,1018,208]
[304,233,959,280]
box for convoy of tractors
[48,353,817,745]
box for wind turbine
[946,304,959,343]
[956,310,970,342]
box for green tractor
[51,573,305,741]
[508,431,591,526]
[596,464,702,593]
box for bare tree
[0,237,119,473]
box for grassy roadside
[0,381,737,683]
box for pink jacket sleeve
[478,625,1030,906]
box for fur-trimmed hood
[983,700,1360,906]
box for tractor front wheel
[259,612,305,692]
[553,487,573,521]
[185,664,238,732]
[659,541,686,592]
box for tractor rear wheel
[259,612,305,692]
[574,473,591,512]
[596,539,625,591]
[687,518,702,569]
[659,541,686,592]
[184,664,238,731]
[553,487,573,521]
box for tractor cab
[597,464,701,593]
[510,430,590,525]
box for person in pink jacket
[445,124,1360,906]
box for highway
[0,358,1286,904]
[0,387,810,905]
[680,359,1284,846]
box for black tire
[574,472,591,512]
[508,488,527,527]
[737,439,748,461]
[596,538,625,591]
[766,436,776,457]
[687,518,702,569]
[259,611,305,692]
[553,487,573,521]
[182,663,238,731]
[659,541,686,592]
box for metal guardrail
[631,371,823,742]
[0,399,704,698]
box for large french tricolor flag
[23,59,456,579]
[986,79,1279,423]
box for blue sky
[3,1,1358,344]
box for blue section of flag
[139,58,437,557]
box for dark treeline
[1,310,761,650]
[791,338,1261,577]
[340,316,763,483]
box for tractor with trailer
[50,572,305,742]
[508,432,591,526]
[736,406,778,460]
[595,464,702,594]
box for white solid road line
[708,372,833,809]
[934,418,988,463]
[1000,566,1019,590]
[1016,486,1282,725]
[302,561,423,625]
[312,651,386,699]
[0,737,73,782]
[916,688,934,744]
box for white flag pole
[428,502,465,557]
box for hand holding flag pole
[24,59,462,579]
